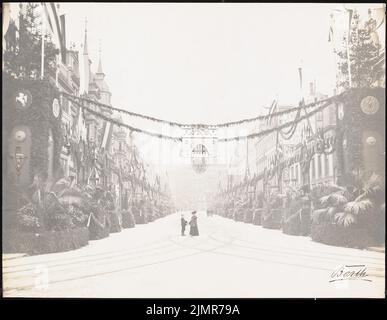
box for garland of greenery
[3,74,64,182]
[61,90,343,129]
[65,92,344,143]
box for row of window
[310,153,333,181]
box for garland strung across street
[61,90,348,143]
[64,94,183,142]
[60,91,345,129]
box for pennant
[43,3,66,63]
[347,8,353,32]
[100,121,113,150]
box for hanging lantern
[191,144,208,174]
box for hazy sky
[61,3,340,125]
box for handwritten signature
[330,265,372,283]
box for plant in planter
[234,197,245,222]
[4,176,90,255]
[282,186,312,236]
[133,200,148,224]
[282,193,311,236]
[15,202,42,233]
[81,185,110,240]
[243,197,255,224]
[261,193,285,229]
[103,190,121,233]
[311,173,385,248]
[146,201,155,222]
[121,209,136,228]
[68,205,89,228]
[251,193,264,226]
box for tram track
[3,235,229,294]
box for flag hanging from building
[42,2,66,63]
[328,13,334,42]
[100,121,114,151]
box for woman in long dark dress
[189,211,199,236]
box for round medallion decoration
[360,96,379,115]
[52,98,61,118]
[15,130,26,142]
[366,136,377,146]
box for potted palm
[311,173,385,248]
[282,186,312,236]
[4,176,90,255]
[261,193,285,229]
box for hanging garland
[60,91,343,129]
[65,92,345,143]
[64,94,183,142]
[226,129,338,193]
[279,108,302,140]
[217,98,343,142]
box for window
[316,111,323,129]
[328,105,336,125]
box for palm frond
[50,177,70,195]
[335,211,357,227]
[329,192,349,206]
[320,195,330,206]
[344,199,373,215]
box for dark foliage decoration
[243,208,255,224]
[3,227,89,255]
[261,208,283,229]
[3,3,59,80]
[15,203,42,233]
[310,221,382,249]
[337,88,385,186]
[252,209,264,226]
[68,205,89,228]
[3,73,64,182]
[86,200,110,240]
[282,208,311,236]
[336,12,384,89]
[121,210,136,228]
[108,210,122,233]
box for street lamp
[15,146,27,177]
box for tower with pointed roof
[94,42,112,113]
[82,19,90,94]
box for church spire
[83,18,88,55]
[97,39,104,75]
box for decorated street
[3,211,384,298]
[2,3,385,299]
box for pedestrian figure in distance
[189,211,199,236]
[181,214,187,236]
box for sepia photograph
[2,2,385,300]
